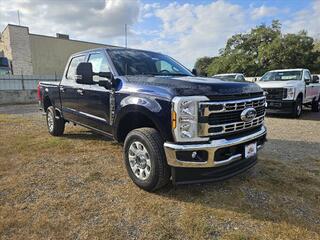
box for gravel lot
[0,104,319,239]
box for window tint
[305,71,311,80]
[66,55,86,80]
[88,53,110,82]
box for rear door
[79,51,113,133]
[60,54,86,122]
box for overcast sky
[0,0,319,68]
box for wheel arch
[113,105,172,143]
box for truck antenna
[17,10,21,25]
[125,24,128,48]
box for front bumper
[266,100,294,113]
[164,126,267,168]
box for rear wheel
[46,106,65,136]
[124,128,170,191]
[291,98,302,118]
[311,96,320,112]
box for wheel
[46,106,65,136]
[311,96,320,112]
[124,128,170,191]
[291,98,302,118]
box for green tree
[203,20,320,76]
[194,56,215,76]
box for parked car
[0,57,11,75]
[213,73,246,81]
[38,47,267,191]
[257,69,320,117]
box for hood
[122,75,263,99]
[256,80,301,89]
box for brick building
[0,24,116,75]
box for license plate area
[245,142,257,159]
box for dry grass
[0,113,319,240]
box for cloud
[283,0,320,39]
[251,5,279,20]
[132,0,249,68]
[0,0,140,40]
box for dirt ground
[0,104,319,240]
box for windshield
[108,49,192,76]
[214,74,246,82]
[261,71,302,81]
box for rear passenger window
[66,55,86,80]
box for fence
[0,75,62,90]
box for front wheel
[124,128,170,191]
[46,106,65,136]
[291,98,302,118]
[311,96,320,112]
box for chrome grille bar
[198,96,266,136]
[199,96,266,115]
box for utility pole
[17,10,21,25]
[125,24,127,48]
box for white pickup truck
[257,69,320,117]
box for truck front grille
[198,96,266,137]
[263,88,286,100]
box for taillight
[37,83,41,100]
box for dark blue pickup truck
[39,47,267,191]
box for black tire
[291,98,302,118]
[124,127,170,191]
[46,106,65,136]
[311,96,320,112]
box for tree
[199,20,320,76]
[194,56,215,76]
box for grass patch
[0,113,319,239]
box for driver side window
[304,71,311,80]
[88,53,111,82]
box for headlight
[284,87,295,100]
[172,96,209,142]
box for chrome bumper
[164,126,266,168]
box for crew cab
[38,47,267,191]
[257,69,320,117]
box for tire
[291,98,302,118]
[311,96,320,112]
[46,106,65,136]
[124,127,170,191]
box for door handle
[77,89,84,95]
[60,86,65,92]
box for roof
[213,73,243,76]
[71,47,162,57]
[269,68,306,72]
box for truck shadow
[156,138,320,233]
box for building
[0,24,117,75]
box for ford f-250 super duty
[38,48,267,191]
[257,69,320,117]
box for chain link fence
[0,75,62,90]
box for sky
[0,0,319,68]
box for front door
[79,52,113,133]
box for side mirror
[75,62,94,85]
[98,80,112,89]
[304,78,311,85]
[312,75,319,83]
[192,68,198,76]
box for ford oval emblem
[240,108,257,122]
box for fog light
[192,151,197,159]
